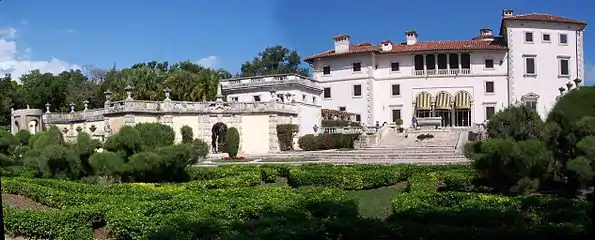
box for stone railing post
[124,85,134,110]
[104,90,112,110]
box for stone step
[326,149,456,154]
[322,158,471,164]
[309,154,467,160]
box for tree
[240,45,310,77]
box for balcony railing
[414,68,471,76]
[221,74,320,90]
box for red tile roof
[304,39,507,62]
[503,13,587,26]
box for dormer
[380,40,392,51]
[405,30,418,45]
[332,34,351,54]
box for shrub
[89,151,125,178]
[191,138,209,160]
[225,127,240,158]
[15,130,31,146]
[298,134,320,151]
[276,124,299,151]
[32,126,64,150]
[470,138,554,194]
[31,144,82,180]
[416,133,434,141]
[487,105,547,141]
[0,130,17,154]
[395,119,403,126]
[134,123,176,148]
[298,133,359,151]
[124,152,164,182]
[180,125,193,144]
[104,126,144,158]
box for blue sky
[0,0,593,83]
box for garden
[1,86,595,239]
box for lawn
[348,182,407,219]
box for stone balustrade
[44,100,298,123]
[221,74,320,90]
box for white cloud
[196,56,219,69]
[0,27,16,38]
[0,27,80,82]
[20,19,29,25]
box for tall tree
[240,45,310,77]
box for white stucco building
[304,9,587,128]
[220,74,323,136]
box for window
[391,62,400,72]
[302,95,306,102]
[312,96,317,105]
[339,107,346,111]
[526,101,537,110]
[524,57,536,75]
[355,114,361,122]
[253,95,261,102]
[391,84,400,96]
[542,33,551,42]
[484,59,494,69]
[353,84,362,97]
[559,34,568,45]
[323,87,331,99]
[323,66,331,75]
[391,109,402,123]
[525,32,534,43]
[231,97,239,102]
[352,62,361,72]
[559,58,570,76]
[486,106,495,119]
[485,81,494,94]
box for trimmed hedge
[225,127,240,158]
[298,133,360,151]
[276,124,299,151]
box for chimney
[380,40,392,51]
[502,9,513,17]
[405,30,418,45]
[480,28,493,37]
[333,34,351,54]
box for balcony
[414,68,471,76]
[221,74,321,90]
[413,53,472,77]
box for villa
[303,9,587,128]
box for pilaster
[268,114,279,152]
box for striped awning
[434,92,452,110]
[454,91,472,109]
[415,92,432,110]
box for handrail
[353,124,392,149]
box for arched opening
[415,92,432,118]
[434,91,453,127]
[14,121,19,132]
[211,122,228,153]
[453,91,472,127]
[28,120,38,135]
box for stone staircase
[307,130,470,164]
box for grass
[348,182,407,219]
[258,157,319,162]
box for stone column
[268,114,279,152]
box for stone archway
[211,122,228,153]
[14,121,19,132]
[28,120,38,134]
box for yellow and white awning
[415,92,432,110]
[434,92,452,110]
[454,91,472,109]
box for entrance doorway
[211,122,228,153]
[435,110,452,127]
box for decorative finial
[558,87,566,95]
[83,100,89,111]
[45,103,51,113]
[125,85,134,100]
[574,78,582,87]
[164,87,171,100]
[104,89,113,101]
[70,102,75,113]
[215,83,224,102]
[566,81,573,90]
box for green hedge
[298,133,361,151]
